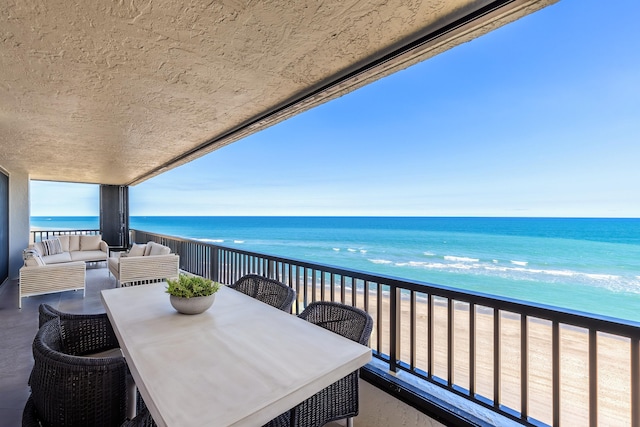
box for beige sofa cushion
[143,242,154,256]
[148,242,171,256]
[57,235,70,252]
[128,244,146,257]
[70,250,106,262]
[80,234,102,251]
[69,235,81,251]
[42,252,74,264]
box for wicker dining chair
[26,318,130,427]
[38,303,120,353]
[34,304,147,419]
[23,394,156,427]
[264,301,374,427]
[229,274,296,312]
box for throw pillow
[149,242,170,256]
[80,234,102,251]
[41,238,63,256]
[143,241,154,256]
[128,244,146,257]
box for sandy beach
[297,282,633,426]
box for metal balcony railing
[30,229,102,244]
[112,229,640,426]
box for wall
[3,167,29,280]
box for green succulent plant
[166,274,221,298]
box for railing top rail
[31,229,101,232]
[131,228,640,336]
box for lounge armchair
[108,241,179,287]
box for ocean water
[31,216,640,322]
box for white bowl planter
[170,294,215,315]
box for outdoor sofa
[18,234,108,308]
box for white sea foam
[347,248,357,252]
[197,238,224,243]
[423,251,436,256]
[493,259,499,263]
[233,240,244,244]
[584,273,620,281]
[332,248,340,251]
[360,249,367,254]
[444,255,479,263]
[511,260,528,266]
[369,259,392,264]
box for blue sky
[31,0,640,218]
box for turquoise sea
[31,216,640,322]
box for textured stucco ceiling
[0,0,557,186]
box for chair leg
[347,418,353,427]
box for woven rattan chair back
[229,274,296,312]
[298,301,373,345]
[28,319,128,427]
[263,301,373,427]
[38,303,119,355]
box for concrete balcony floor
[0,267,441,427]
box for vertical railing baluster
[494,309,500,409]
[295,266,301,314]
[364,280,369,313]
[553,321,560,427]
[589,328,597,427]
[428,293,433,379]
[470,303,476,398]
[410,290,416,371]
[390,285,400,373]
[235,252,240,282]
[632,337,639,427]
[321,272,326,301]
[311,270,317,303]
[377,282,382,355]
[303,267,308,307]
[521,314,528,422]
[448,298,454,386]
[340,274,346,304]
[211,246,219,282]
[352,277,357,307]
[330,274,336,302]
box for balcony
[0,263,441,427]
[3,228,639,427]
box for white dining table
[101,283,372,427]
